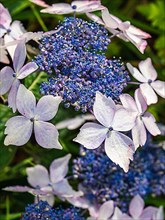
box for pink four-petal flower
[74,92,135,172]
[3,154,82,205]
[4,84,62,149]
[127,58,165,105]
[101,8,151,53]
[41,1,105,14]
[120,89,161,149]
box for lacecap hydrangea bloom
[21,200,85,220]
[72,143,165,212]
[35,17,130,112]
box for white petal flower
[127,58,165,105]
[74,92,135,172]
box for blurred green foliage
[0,0,164,218]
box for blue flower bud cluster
[21,200,56,220]
[35,17,129,112]
[72,144,165,211]
[21,200,85,220]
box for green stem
[30,4,48,32]
[28,72,45,91]
[6,196,10,220]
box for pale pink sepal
[27,165,50,188]
[4,116,33,146]
[105,131,134,172]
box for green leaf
[0,104,17,170]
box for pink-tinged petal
[125,31,148,54]
[41,3,72,14]
[132,117,147,149]
[111,207,123,220]
[127,63,147,82]
[129,195,144,218]
[75,2,105,13]
[9,21,26,40]
[153,206,164,220]
[73,122,108,149]
[26,165,50,188]
[98,200,114,220]
[53,179,82,198]
[0,3,11,29]
[140,207,158,220]
[119,21,130,31]
[140,83,158,105]
[13,41,26,72]
[67,196,90,209]
[0,66,14,95]
[86,12,104,25]
[151,80,165,99]
[101,8,119,29]
[8,79,20,113]
[126,25,151,38]
[105,131,134,172]
[50,154,71,183]
[16,84,36,118]
[18,62,38,79]
[56,114,95,130]
[4,34,17,59]
[4,116,32,146]
[35,96,61,121]
[3,186,33,192]
[29,0,50,7]
[94,91,116,127]
[56,117,85,130]
[34,121,62,149]
[120,93,138,113]
[0,47,9,64]
[135,88,147,114]
[112,108,135,131]
[139,58,157,81]
[142,112,161,136]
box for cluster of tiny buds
[72,143,165,212]
[35,17,129,112]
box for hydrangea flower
[122,195,158,220]
[87,8,151,53]
[0,41,38,112]
[41,1,105,15]
[4,84,62,149]
[35,17,129,112]
[120,89,161,149]
[4,154,82,205]
[72,144,165,211]
[0,3,26,58]
[0,3,45,59]
[101,8,151,53]
[127,58,165,104]
[74,92,135,172]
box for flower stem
[30,4,48,32]
[28,72,45,91]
